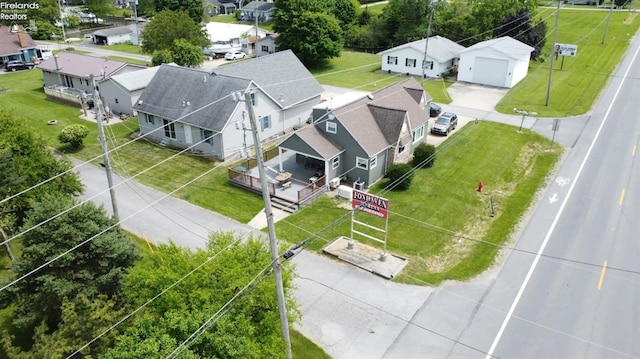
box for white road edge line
[485,41,640,359]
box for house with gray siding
[134,50,323,160]
[99,65,160,116]
[277,77,431,189]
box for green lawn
[275,122,562,284]
[497,8,640,117]
[103,42,144,55]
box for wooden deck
[228,151,328,212]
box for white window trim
[413,126,424,142]
[332,156,339,170]
[326,121,337,134]
[356,156,368,170]
[370,156,377,169]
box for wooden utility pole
[242,90,292,359]
[545,0,562,106]
[91,74,120,222]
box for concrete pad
[247,206,291,230]
[323,236,409,279]
[447,82,508,112]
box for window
[163,119,176,139]
[387,56,398,65]
[145,114,155,125]
[115,98,119,104]
[406,58,417,67]
[332,156,340,170]
[370,157,377,169]
[412,126,424,142]
[200,129,214,145]
[250,91,258,106]
[423,60,433,70]
[356,156,368,170]
[398,144,406,154]
[261,45,269,52]
[260,115,271,131]
[326,121,337,134]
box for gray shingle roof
[242,1,275,11]
[134,64,250,132]
[333,77,430,156]
[213,50,323,109]
[92,26,133,37]
[36,52,131,79]
[377,36,466,62]
[293,125,344,159]
[458,36,534,59]
[110,66,160,91]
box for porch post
[278,147,284,172]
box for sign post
[351,189,390,260]
[554,43,578,71]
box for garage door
[472,57,508,87]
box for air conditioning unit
[353,180,365,191]
[328,177,340,189]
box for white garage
[457,36,533,88]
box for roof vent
[367,94,374,100]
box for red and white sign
[352,189,389,218]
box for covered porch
[228,149,328,212]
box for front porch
[228,150,328,212]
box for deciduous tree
[103,232,298,359]
[141,10,209,54]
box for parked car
[429,102,442,117]
[431,112,458,136]
[224,51,246,60]
[4,60,34,72]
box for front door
[184,124,193,145]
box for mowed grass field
[498,8,640,116]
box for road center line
[619,188,626,206]
[598,261,608,290]
[484,39,640,359]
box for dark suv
[431,112,458,136]
[4,60,34,72]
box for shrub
[58,124,89,149]
[412,143,436,168]
[385,163,414,191]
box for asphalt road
[436,28,640,359]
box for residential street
[70,35,638,357]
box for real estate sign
[352,189,389,218]
[554,43,578,57]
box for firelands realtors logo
[0,2,39,21]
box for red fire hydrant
[477,181,484,192]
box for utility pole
[545,0,562,107]
[602,0,614,44]
[57,0,67,48]
[91,74,120,222]
[242,90,292,359]
[421,6,435,80]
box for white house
[100,66,161,116]
[256,33,278,57]
[377,36,465,78]
[456,36,534,88]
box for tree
[412,143,436,168]
[154,0,203,23]
[151,49,174,66]
[385,163,414,190]
[103,232,298,359]
[330,0,357,30]
[496,7,546,60]
[0,194,139,339]
[2,295,127,358]
[0,110,82,230]
[468,0,539,42]
[58,124,89,149]
[84,0,113,20]
[273,0,344,64]
[141,10,209,54]
[381,0,431,47]
[170,38,204,67]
